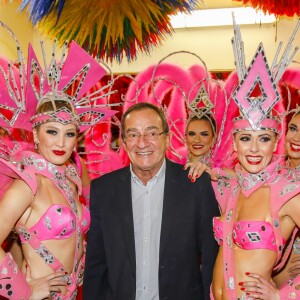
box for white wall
[112,18,300,74]
[0,1,299,74]
[0,2,50,62]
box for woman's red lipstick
[246,156,262,165]
[53,150,66,156]
[290,143,300,152]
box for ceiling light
[170,7,276,28]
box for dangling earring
[33,129,39,150]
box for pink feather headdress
[279,66,300,127]
[123,56,191,164]
[0,21,117,133]
[186,64,230,147]
[186,71,217,138]
[122,51,232,166]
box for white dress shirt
[131,160,166,300]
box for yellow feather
[33,0,174,58]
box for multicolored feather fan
[17,0,198,62]
[234,0,300,17]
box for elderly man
[83,102,219,300]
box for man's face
[123,108,169,178]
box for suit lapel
[115,168,136,272]
[114,162,181,270]
[159,160,180,258]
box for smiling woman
[209,18,300,300]
[285,112,300,168]
[32,95,79,166]
[0,91,90,299]
[0,22,116,299]
[233,130,278,174]
[185,114,216,164]
[272,111,300,292]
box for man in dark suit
[83,102,219,300]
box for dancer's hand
[184,161,211,182]
[239,272,280,300]
[26,265,67,300]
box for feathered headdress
[122,51,231,166]
[186,63,230,155]
[0,21,117,133]
[279,66,300,126]
[17,0,199,62]
[186,63,216,134]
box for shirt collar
[130,159,166,186]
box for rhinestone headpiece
[30,91,80,128]
[185,56,226,140]
[231,16,300,134]
[188,82,215,116]
[0,21,117,133]
[188,81,216,116]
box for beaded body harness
[212,156,300,299]
[0,151,87,300]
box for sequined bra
[6,151,88,300]
[19,204,90,243]
[213,217,284,252]
[212,156,300,300]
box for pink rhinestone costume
[212,156,300,299]
[0,20,117,299]
[0,150,90,299]
[209,16,300,300]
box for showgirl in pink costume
[184,64,240,173]
[186,65,238,169]
[0,22,116,299]
[271,70,300,294]
[211,19,300,300]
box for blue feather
[19,0,65,25]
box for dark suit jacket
[83,159,219,300]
